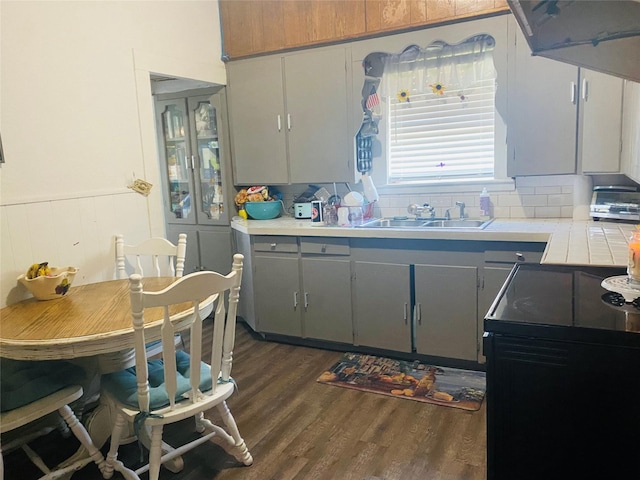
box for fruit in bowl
[18,263,79,300]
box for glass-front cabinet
[157,92,228,226]
[154,88,234,276]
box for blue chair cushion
[0,358,85,412]
[101,350,212,410]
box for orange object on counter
[627,229,640,284]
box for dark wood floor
[3,321,487,480]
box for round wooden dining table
[0,277,216,472]
[0,277,213,361]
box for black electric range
[483,263,640,480]
[485,263,640,348]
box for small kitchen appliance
[589,185,640,222]
[293,185,323,219]
[294,202,312,219]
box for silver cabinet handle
[403,303,408,325]
[277,114,281,132]
[184,156,189,169]
[304,292,309,309]
[293,291,298,309]
[287,113,291,131]
[417,303,422,325]
[190,155,195,169]
[516,252,524,262]
[570,81,577,104]
[270,243,277,250]
[582,78,589,101]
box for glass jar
[628,230,640,285]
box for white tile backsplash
[374,175,584,219]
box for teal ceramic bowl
[244,201,283,220]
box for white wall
[0,0,226,307]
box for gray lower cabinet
[249,236,353,343]
[353,260,478,360]
[254,254,301,336]
[236,232,548,364]
[301,257,352,343]
[353,261,412,352]
[167,225,232,275]
[415,264,478,361]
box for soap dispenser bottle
[480,188,491,217]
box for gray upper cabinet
[507,20,625,177]
[621,80,640,182]
[227,56,288,184]
[227,46,354,185]
[579,69,624,174]
[507,23,579,176]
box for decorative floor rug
[317,352,486,411]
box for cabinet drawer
[484,249,543,264]
[253,236,298,253]
[300,237,350,256]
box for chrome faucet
[455,201,466,219]
[407,203,435,219]
[444,209,451,220]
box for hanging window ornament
[430,83,446,95]
[397,89,410,103]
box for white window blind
[380,35,496,185]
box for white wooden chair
[115,233,187,280]
[100,254,252,480]
[114,233,188,361]
[0,385,136,480]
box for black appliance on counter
[484,263,640,480]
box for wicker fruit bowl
[17,266,79,300]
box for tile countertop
[230,216,636,267]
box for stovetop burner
[601,291,640,310]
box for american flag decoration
[365,86,380,111]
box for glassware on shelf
[194,101,217,138]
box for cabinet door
[353,261,411,352]
[301,257,352,344]
[579,69,624,173]
[156,98,197,224]
[188,94,230,225]
[414,264,478,361]
[285,48,353,183]
[198,229,232,274]
[507,24,578,176]
[253,255,301,336]
[233,230,256,330]
[621,80,640,182]
[227,57,288,184]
